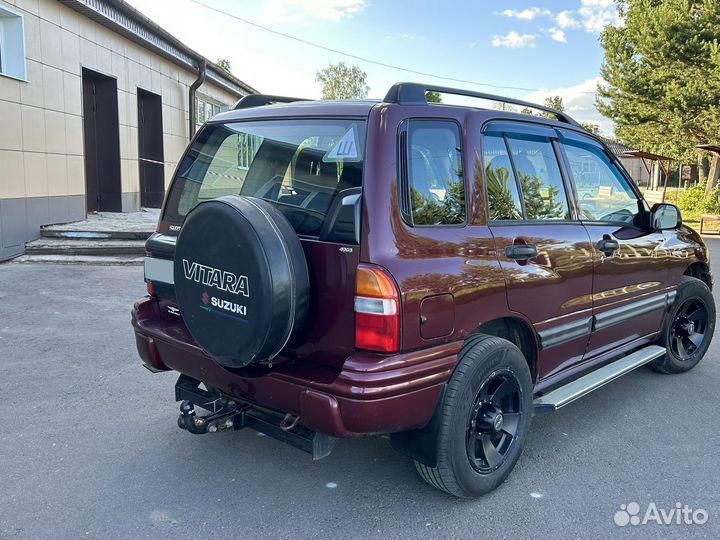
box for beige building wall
[619,157,651,187]
[0,0,242,259]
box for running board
[533,345,666,413]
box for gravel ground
[1,244,719,540]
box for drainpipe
[189,59,207,140]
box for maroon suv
[132,83,715,497]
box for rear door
[558,130,671,358]
[483,122,595,379]
[153,118,368,368]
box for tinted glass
[483,133,522,220]
[164,119,365,236]
[506,133,570,220]
[564,139,640,224]
[407,121,465,225]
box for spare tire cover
[173,195,309,368]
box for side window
[483,133,523,220]
[505,133,570,220]
[563,139,641,224]
[405,120,465,226]
[0,5,26,80]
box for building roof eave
[58,0,258,97]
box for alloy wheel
[669,298,709,361]
[466,369,523,474]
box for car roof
[212,99,380,122]
[210,98,588,137]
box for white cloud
[546,27,567,43]
[578,0,621,33]
[494,3,620,37]
[555,10,580,29]
[492,31,537,48]
[525,77,613,134]
[385,32,424,41]
[499,7,552,20]
[265,0,367,22]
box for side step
[533,345,666,413]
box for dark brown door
[137,89,165,208]
[82,68,122,212]
[483,125,595,380]
[559,130,670,359]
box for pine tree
[597,0,720,190]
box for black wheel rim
[466,369,523,474]
[669,297,709,361]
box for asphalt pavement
[1,241,719,540]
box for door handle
[597,236,619,255]
[505,244,538,261]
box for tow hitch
[174,375,336,460]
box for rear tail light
[355,264,400,353]
[146,281,156,297]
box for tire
[650,276,715,374]
[173,195,309,368]
[414,334,533,498]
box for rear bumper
[132,297,458,437]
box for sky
[124,0,622,134]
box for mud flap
[390,385,446,467]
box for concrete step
[40,229,152,240]
[40,209,159,241]
[25,237,147,256]
[12,254,143,266]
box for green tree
[410,179,465,225]
[426,91,442,103]
[581,121,601,135]
[519,173,564,219]
[486,162,521,219]
[544,95,564,111]
[216,58,232,72]
[597,0,720,192]
[518,96,564,118]
[315,62,369,99]
[540,95,565,120]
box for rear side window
[164,119,366,237]
[402,120,465,226]
[505,133,570,220]
[483,133,523,220]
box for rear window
[164,119,366,236]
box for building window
[195,95,260,170]
[236,132,262,169]
[195,95,229,126]
[0,5,26,80]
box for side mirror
[651,203,681,230]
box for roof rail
[233,94,310,110]
[383,82,581,127]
